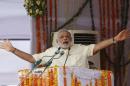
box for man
[0,29,130,68]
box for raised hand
[114,29,130,42]
[0,40,15,52]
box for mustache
[58,41,71,48]
[63,41,69,44]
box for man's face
[57,31,72,49]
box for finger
[126,29,130,33]
[3,39,7,42]
[122,30,130,36]
[125,32,130,37]
[128,32,130,35]
[127,35,130,38]
[123,29,128,33]
[6,39,11,43]
[125,34,130,38]
[0,43,4,46]
[3,40,9,43]
[118,29,126,35]
[6,39,9,42]
[0,42,3,44]
[0,46,5,49]
[128,35,130,37]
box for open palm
[114,29,130,42]
[0,40,13,52]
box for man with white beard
[0,29,130,68]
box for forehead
[58,31,70,36]
[57,31,71,39]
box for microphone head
[33,59,42,68]
[60,51,64,56]
[58,47,61,50]
[44,61,52,67]
[55,47,61,54]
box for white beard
[58,42,72,49]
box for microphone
[18,47,61,86]
[55,47,61,54]
[33,47,61,68]
[54,51,64,59]
[43,51,65,67]
[34,49,64,80]
[33,59,42,68]
[59,51,64,56]
[64,47,71,66]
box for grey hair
[57,29,72,40]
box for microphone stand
[32,47,61,68]
[33,55,53,68]
[64,47,70,66]
[37,51,65,79]
[18,47,61,86]
[17,55,55,86]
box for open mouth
[63,41,68,44]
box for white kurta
[33,44,95,68]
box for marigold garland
[24,0,46,16]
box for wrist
[10,47,16,53]
[113,37,117,44]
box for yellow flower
[29,9,32,14]
[36,1,40,5]
[25,0,29,3]
[24,0,45,16]
[36,9,39,14]
[39,11,43,15]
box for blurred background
[0,0,31,85]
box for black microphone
[18,47,61,86]
[43,47,61,67]
[43,51,65,67]
[64,47,71,66]
[59,51,64,56]
[33,59,42,68]
[55,47,61,54]
[54,51,64,59]
[33,47,61,68]
[34,49,64,80]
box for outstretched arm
[0,40,35,63]
[93,29,130,54]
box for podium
[18,66,114,86]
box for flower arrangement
[24,0,46,16]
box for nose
[63,37,68,40]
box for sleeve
[83,44,95,57]
[32,47,57,64]
[32,53,43,61]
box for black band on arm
[113,37,117,44]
